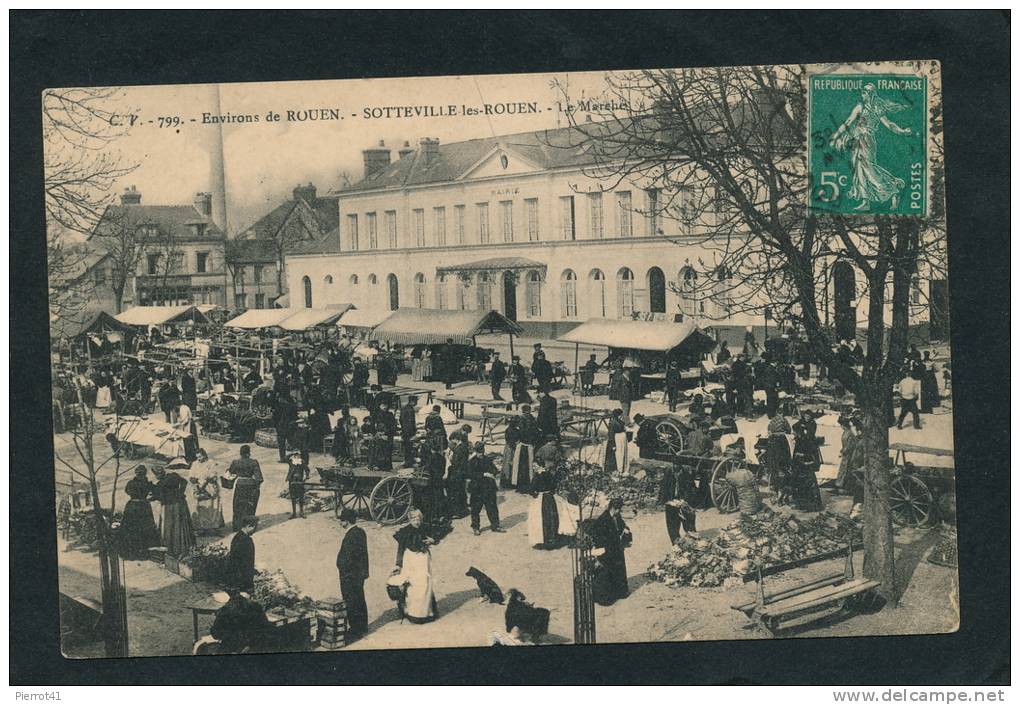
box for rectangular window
[253,265,263,284]
[616,191,633,237]
[526,275,542,318]
[455,205,466,244]
[589,192,604,239]
[147,254,160,275]
[93,266,106,285]
[500,200,513,242]
[525,198,539,242]
[413,209,425,247]
[196,251,209,273]
[476,202,489,244]
[366,212,378,249]
[456,278,468,310]
[254,293,265,309]
[646,188,660,235]
[436,276,447,310]
[386,210,397,248]
[234,293,247,309]
[434,207,446,246]
[477,273,492,310]
[234,265,246,286]
[170,253,185,273]
[679,187,695,234]
[560,196,575,240]
[347,214,359,251]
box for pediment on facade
[460,144,543,180]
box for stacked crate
[316,599,347,650]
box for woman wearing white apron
[526,464,578,549]
[390,509,437,624]
[602,408,630,475]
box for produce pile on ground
[181,543,317,612]
[606,471,661,512]
[278,488,336,514]
[648,508,863,588]
[927,528,958,568]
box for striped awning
[435,256,546,274]
[372,308,522,346]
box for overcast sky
[84,70,621,234]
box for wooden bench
[731,540,879,636]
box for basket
[220,475,236,490]
[254,428,278,448]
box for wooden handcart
[886,443,955,528]
[309,466,424,525]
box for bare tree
[555,64,946,604]
[44,87,137,321]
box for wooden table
[189,596,223,643]
[377,384,434,405]
[436,393,513,419]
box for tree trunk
[858,382,898,605]
[113,286,124,314]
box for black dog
[466,566,505,604]
[505,588,550,639]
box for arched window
[617,267,634,318]
[387,273,399,311]
[455,274,469,310]
[350,274,359,286]
[679,266,698,317]
[589,268,607,318]
[436,274,448,310]
[647,267,666,314]
[476,272,492,311]
[525,270,542,318]
[561,269,578,318]
[368,273,378,286]
[324,275,334,286]
[302,276,312,308]
[413,273,426,308]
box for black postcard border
[11,9,1010,685]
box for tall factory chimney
[210,84,228,234]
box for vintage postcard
[46,62,955,658]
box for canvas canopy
[51,309,136,340]
[336,308,393,333]
[224,308,295,330]
[371,308,522,346]
[277,305,354,332]
[115,305,210,327]
[559,318,715,353]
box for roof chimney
[362,140,392,180]
[293,182,317,203]
[419,137,440,166]
[193,192,213,216]
[120,185,141,205]
[398,140,415,159]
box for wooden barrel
[254,428,278,448]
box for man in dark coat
[665,359,683,412]
[210,590,272,654]
[591,498,631,605]
[509,356,530,404]
[536,389,559,443]
[424,404,448,450]
[633,413,659,460]
[489,352,507,401]
[467,442,502,535]
[446,431,470,518]
[716,340,731,365]
[374,400,398,471]
[272,387,298,463]
[531,351,554,394]
[336,508,369,641]
[400,396,418,467]
[227,515,258,593]
[157,378,180,423]
[180,369,197,411]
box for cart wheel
[890,474,934,527]
[656,420,686,455]
[338,484,371,519]
[369,476,413,525]
[710,457,743,514]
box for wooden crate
[254,428,278,448]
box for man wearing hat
[531,351,554,395]
[467,442,502,536]
[400,396,419,468]
[446,429,470,518]
[509,356,530,404]
[228,515,259,592]
[336,508,369,641]
[286,452,310,519]
[489,352,507,401]
[374,399,398,471]
[537,388,559,442]
[633,413,659,460]
[424,404,448,450]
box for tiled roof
[342,125,600,193]
[436,256,547,273]
[96,205,224,241]
[287,227,341,255]
[372,308,523,346]
[225,238,277,263]
[236,193,340,255]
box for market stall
[51,310,136,364]
[277,305,354,335]
[558,318,717,395]
[224,308,296,331]
[335,308,393,341]
[116,304,211,331]
[371,308,522,386]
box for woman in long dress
[591,498,632,606]
[153,460,196,558]
[829,83,913,211]
[602,409,628,475]
[390,509,437,624]
[420,349,433,382]
[227,445,263,532]
[189,449,225,533]
[410,347,424,382]
[118,465,161,559]
[526,462,577,549]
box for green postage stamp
[808,73,928,216]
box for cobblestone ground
[55,370,957,657]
